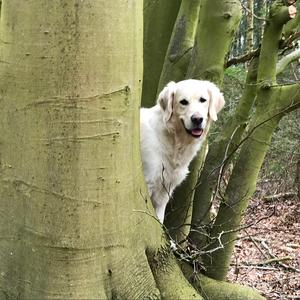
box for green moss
[142,0,181,107]
[157,0,201,92]
[181,263,266,300]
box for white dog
[140,79,225,223]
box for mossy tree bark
[0,1,201,299]
[181,262,266,300]
[204,83,300,280]
[157,0,201,93]
[142,0,181,107]
[190,0,300,249]
[186,0,242,83]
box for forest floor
[227,194,300,300]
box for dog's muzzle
[181,119,204,138]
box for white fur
[140,79,225,223]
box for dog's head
[157,79,225,138]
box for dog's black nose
[191,115,203,126]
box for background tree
[144,0,299,292]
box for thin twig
[260,240,300,273]
[243,228,269,259]
[257,256,292,265]
[231,264,277,270]
[227,48,260,67]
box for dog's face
[158,79,225,138]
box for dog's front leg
[156,204,167,223]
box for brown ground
[227,195,300,300]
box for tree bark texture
[157,0,201,93]
[187,0,242,83]
[0,1,164,299]
[181,262,266,300]
[142,0,181,107]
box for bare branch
[260,240,300,273]
[226,48,260,67]
[277,47,300,74]
[281,31,300,48]
[263,191,298,201]
[227,28,300,68]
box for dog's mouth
[187,127,203,138]
[181,120,203,138]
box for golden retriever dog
[140,79,225,223]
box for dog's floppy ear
[207,82,225,121]
[157,81,177,122]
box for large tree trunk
[0,2,234,299]
[0,1,165,298]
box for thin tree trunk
[142,0,181,107]
[164,0,242,243]
[204,84,300,280]
[189,57,259,248]
[186,0,242,83]
[157,0,201,93]
[164,141,208,243]
[181,262,266,300]
[202,2,300,280]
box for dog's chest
[168,164,188,190]
[161,147,191,189]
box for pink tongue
[191,128,203,136]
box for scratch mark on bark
[0,38,11,44]
[55,119,122,126]
[45,244,126,251]
[2,178,106,205]
[40,132,120,144]
[17,86,130,111]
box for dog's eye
[180,99,189,105]
[199,97,207,103]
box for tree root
[181,262,266,300]
[147,247,203,300]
